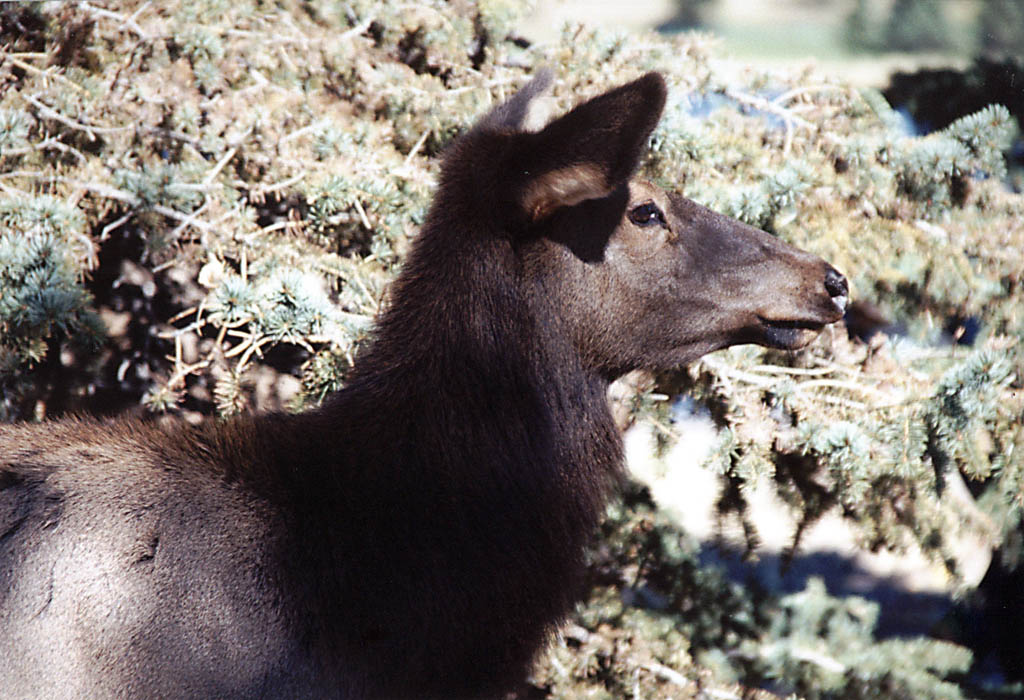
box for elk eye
[627,202,666,228]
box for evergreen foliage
[842,0,879,53]
[753,578,971,700]
[884,0,954,53]
[661,0,714,32]
[977,0,1024,58]
[533,485,975,699]
[1,0,1022,695]
[0,195,103,419]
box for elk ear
[518,72,666,221]
[476,69,555,132]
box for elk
[0,71,848,699]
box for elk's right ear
[517,73,666,221]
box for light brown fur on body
[0,71,846,699]
[1,417,304,697]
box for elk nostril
[824,266,849,313]
[824,268,847,297]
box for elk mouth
[755,282,848,350]
[756,317,830,350]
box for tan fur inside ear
[521,164,611,221]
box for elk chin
[757,318,827,350]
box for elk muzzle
[754,262,848,350]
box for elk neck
[288,211,626,536]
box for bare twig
[339,16,376,42]
[169,200,212,239]
[3,170,219,233]
[0,182,29,197]
[98,211,132,240]
[282,120,330,144]
[259,221,291,234]
[772,85,850,107]
[244,172,307,196]
[788,646,846,673]
[203,147,237,184]
[152,203,213,232]
[78,1,152,39]
[700,355,891,411]
[166,358,212,390]
[1,54,89,95]
[748,364,838,377]
[403,129,431,167]
[143,126,202,148]
[24,94,133,141]
[797,378,884,397]
[725,89,815,129]
[724,88,815,156]
[640,662,689,688]
[1,134,88,163]
[351,198,372,230]
[164,305,203,327]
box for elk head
[456,70,847,379]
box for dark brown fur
[0,72,847,699]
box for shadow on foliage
[884,57,1024,178]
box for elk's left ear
[517,72,666,221]
[476,69,554,132]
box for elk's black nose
[824,266,849,313]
